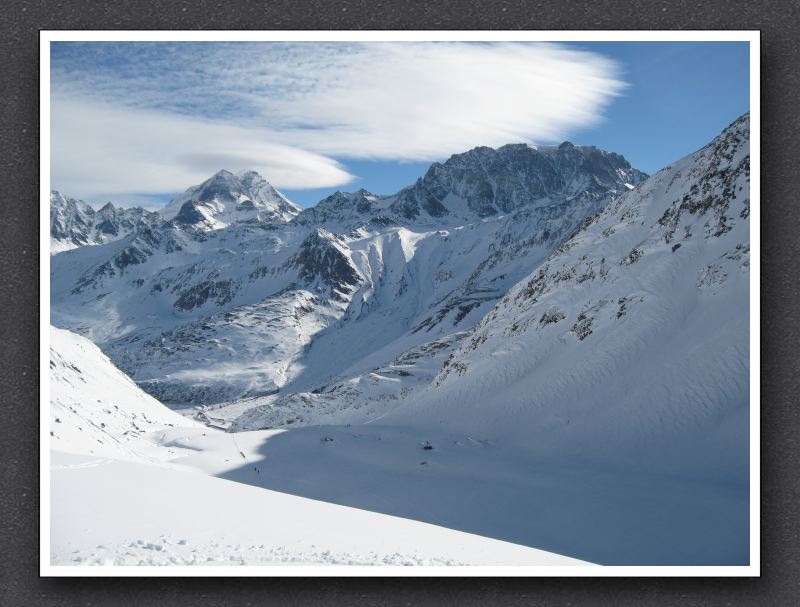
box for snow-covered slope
[50,191,161,255]
[232,116,750,466]
[49,325,200,461]
[47,321,746,566]
[51,142,645,408]
[48,116,750,567]
[49,326,587,567]
[51,449,588,566]
[380,113,751,478]
[212,115,751,566]
[229,331,470,431]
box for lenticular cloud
[268,42,627,159]
[50,41,626,201]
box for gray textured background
[1,1,796,605]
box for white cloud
[51,41,626,203]
[264,43,626,160]
[50,97,355,205]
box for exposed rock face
[289,229,362,295]
[388,142,646,221]
[50,191,162,254]
[293,189,379,228]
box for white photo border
[39,29,760,578]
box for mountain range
[51,141,645,411]
[49,115,751,565]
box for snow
[230,331,469,431]
[194,424,748,566]
[48,326,588,567]
[51,141,641,407]
[222,115,751,565]
[49,326,199,462]
[50,191,161,255]
[158,169,301,226]
[50,451,585,567]
[47,117,751,568]
[50,238,79,255]
[400,114,751,475]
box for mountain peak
[235,169,264,181]
[159,169,301,228]
[388,140,647,221]
[50,191,159,254]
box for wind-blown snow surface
[49,326,588,567]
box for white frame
[40,30,760,577]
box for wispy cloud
[51,97,353,206]
[51,41,626,204]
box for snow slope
[390,113,751,479]
[48,326,588,567]
[48,117,750,567]
[50,450,586,567]
[213,115,751,566]
[49,325,200,462]
[229,331,470,431]
[205,424,749,566]
[233,115,750,476]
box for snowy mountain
[50,170,301,255]
[387,142,645,222]
[220,115,750,566]
[239,114,751,476]
[237,115,750,443]
[50,143,645,408]
[50,191,161,254]
[293,188,383,228]
[159,169,302,229]
[48,116,750,566]
[405,113,750,477]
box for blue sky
[50,41,749,209]
[566,43,749,175]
